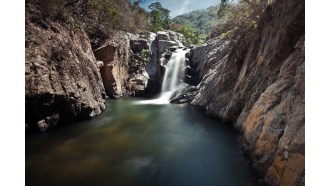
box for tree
[217,0,230,18]
[170,23,206,45]
[148,2,171,31]
[132,0,145,11]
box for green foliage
[219,30,233,39]
[211,0,269,39]
[86,0,120,24]
[148,2,171,32]
[172,5,221,36]
[67,16,81,30]
[217,0,230,19]
[170,24,206,45]
[29,0,152,33]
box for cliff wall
[172,0,305,185]
[25,3,106,132]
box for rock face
[145,30,186,95]
[25,3,106,132]
[93,31,153,97]
[93,30,186,98]
[171,0,305,185]
[93,31,131,98]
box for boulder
[130,39,149,53]
[158,40,179,55]
[156,31,170,41]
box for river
[26,99,250,186]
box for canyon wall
[25,1,187,132]
[25,3,106,132]
[93,30,186,98]
[172,0,305,185]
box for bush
[170,23,206,45]
[27,0,152,33]
[210,0,270,39]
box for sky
[139,0,220,18]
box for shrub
[210,0,270,39]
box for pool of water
[26,99,251,186]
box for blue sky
[139,0,220,18]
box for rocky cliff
[93,30,186,98]
[25,3,106,132]
[25,0,186,132]
[171,0,305,185]
[146,30,186,95]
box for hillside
[172,5,222,35]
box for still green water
[26,99,250,186]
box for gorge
[25,0,305,185]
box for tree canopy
[148,2,171,32]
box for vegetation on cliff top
[27,0,208,45]
[27,0,151,33]
[26,0,270,46]
[209,0,269,40]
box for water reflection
[26,99,250,186]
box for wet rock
[170,85,199,104]
[130,39,149,53]
[169,46,178,51]
[164,50,172,59]
[157,31,170,41]
[183,66,194,76]
[145,31,187,97]
[158,40,179,55]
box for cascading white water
[136,48,188,104]
[162,49,187,92]
[159,49,188,101]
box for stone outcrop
[93,31,153,97]
[171,0,305,185]
[128,33,153,96]
[93,31,131,98]
[145,30,187,95]
[25,3,106,132]
[93,30,186,98]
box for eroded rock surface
[93,31,131,98]
[144,30,187,96]
[93,31,154,97]
[171,0,305,185]
[93,30,186,98]
[25,3,106,132]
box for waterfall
[159,49,188,101]
[136,48,188,104]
